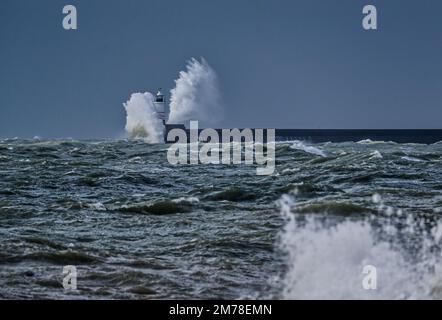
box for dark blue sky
[1,0,441,138]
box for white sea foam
[401,156,424,162]
[277,194,442,300]
[172,197,200,204]
[290,141,327,157]
[369,150,383,159]
[281,168,301,175]
[123,92,164,143]
[357,139,389,144]
[168,58,222,126]
[124,58,221,143]
[88,202,107,211]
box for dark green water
[1,139,442,299]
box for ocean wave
[357,139,393,144]
[331,172,380,184]
[280,168,301,176]
[277,182,341,196]
[115,173,159,185]
[290,141,327,157]
[401,156,425,162]
[369,150,383,159]
[205,187,258,202]
[22,237,67,250]
[35,279,63,288]
[119,200,193,215]
[277,194,442,299]
[294,201,373,216]
[87,202,107,211]
[2,138,442,299]
[128,286,157,295]
[172,197,200,204]
[84,270,151,287]
[23,251,100,265]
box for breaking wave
[401,156,425,162]
[123,92,164,143]
[168,58,222,126]
[357,139,390,144]
[277,194,442,299]
[123,57,221,143]
[290,141,327,157]
[369,150,383,159]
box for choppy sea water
[1,138,442,299]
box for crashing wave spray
[277,194,442,299]
[123,92,164,143]
[290,140,328,157]
[168,58,222,126]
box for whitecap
[369,150,383,159]
[277,194,442,300]
[357,139,388,144]
[401,156,424,162]
[88,202,107,211]
[172,197,200,204]
[290,141,327,157]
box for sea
[1,137,442,299]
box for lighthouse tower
[154,88,167,125]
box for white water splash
[290,141,327,157]
[123,57,221,142]
[277,194,442,300]
[168,58,222,126]
[357,139,388,144]
[123,92,164,143]
[172,197,200,204]
[369,150,383,159]
[401,156,425,162]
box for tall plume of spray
[123,57,221,142]
[123,92,164,143]
[168,58,222,126]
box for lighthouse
[154,88,167,125]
